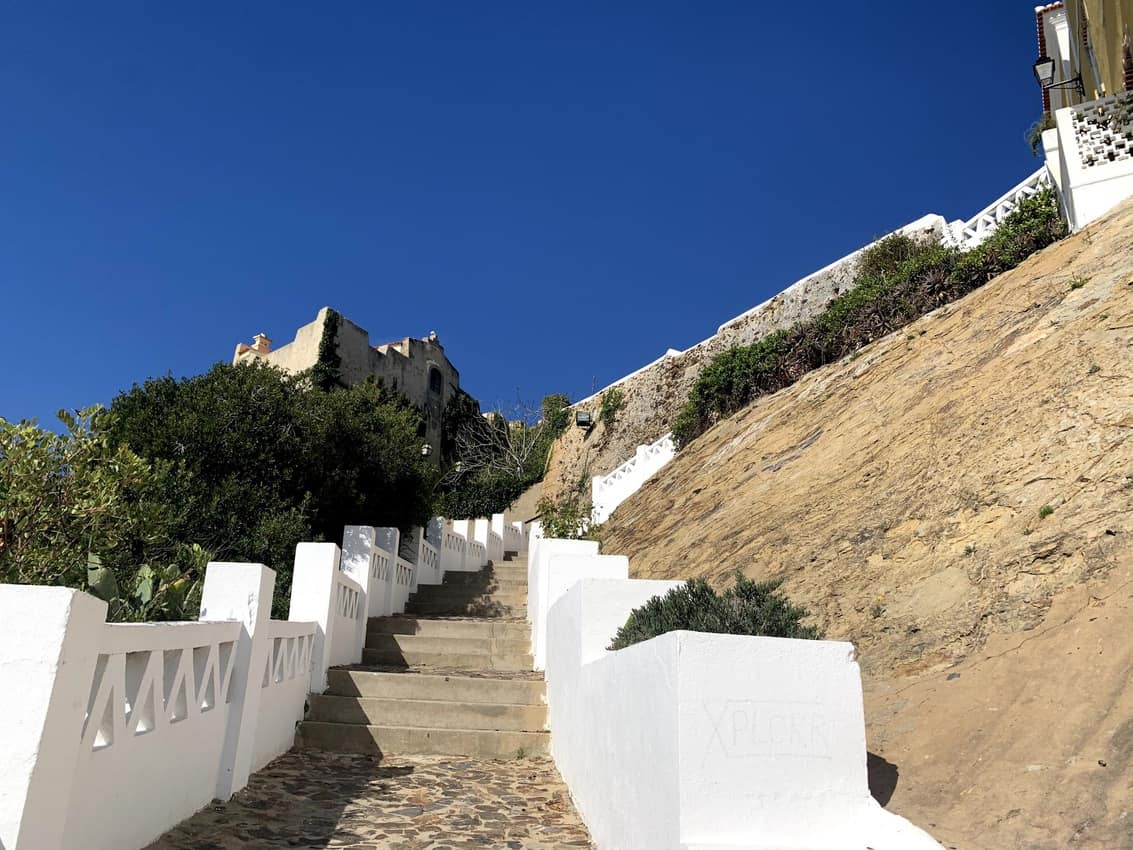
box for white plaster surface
[544,576,944,850]
[524,538,599,662]
[0,587,105,850]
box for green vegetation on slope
[673,189,1067,448]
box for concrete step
[364,633,531,657]
[410,593,528,610]
[404,601,526,618]
[296,721,549,758]
[361,645,533,671]
[326,668,545,704]
[440,573,528,588]
[367,616,529,640]
[307,695,547,732]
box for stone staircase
[297,553,548,758]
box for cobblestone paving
[146,749,594,850]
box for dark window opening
[429,367,443,394]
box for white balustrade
[0,559,318,850]
[414,526,443,586]
[0,511,527,850]
[591,433,676,524]
[440,523,470,573]
[944,166,1053,249]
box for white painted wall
[544,575,945,850]
[524,537,600,663]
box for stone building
[233,307,461,459]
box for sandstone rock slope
[601,198,1133,850]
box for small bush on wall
[599,387,625,428]
[608,571,821,650]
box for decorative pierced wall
[1073,91,1133,168]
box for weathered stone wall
[542,214,947,502]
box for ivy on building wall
[313,308,343,391]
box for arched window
[429,366,443,394]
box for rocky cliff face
[541,215,947,502]
[600,199,1133,849]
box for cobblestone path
[146,749,594,850]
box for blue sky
[1,2,1046,426]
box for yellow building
[1039,1,1133,111]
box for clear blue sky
[1,2,1046,426]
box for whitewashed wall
[543,571,945,849]
[524,537,601,664]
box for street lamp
[1033,55,1085,96]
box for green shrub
[440,472,529,520]
[542,393,572,436]
[0,407,208,622]
[608,571,821,650]
[673,190,1066,448]
[536,493,600,541]
[599,387,626,428]
[106,362,436,615]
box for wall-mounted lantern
[575,411,593,429]
[421,443,433,457]
[1033,55,1084,95]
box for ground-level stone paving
[146,749,594,850]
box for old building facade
[233,307,461,459]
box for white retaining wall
[544,575,945,850]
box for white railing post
[286,544,340,694]
[451,519,471,570]
[0,587,106,850]
[341,525,377,663]
[374,527,400,615]
[199,561,276,800]
[473,518,490,564]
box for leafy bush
[673,190,1067,448]
[439,472,530,521]
[542,393,572,436]
[608,571,820,650]
[106,362,436,614]
[536,493,600,541]
[599,387,625,428]
[0,407,208,621]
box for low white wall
[544,575,945,850]
[524,538,600,664]
[0,561,319,850]
[252,620,315,772]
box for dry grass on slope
[602,197,1133,679]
